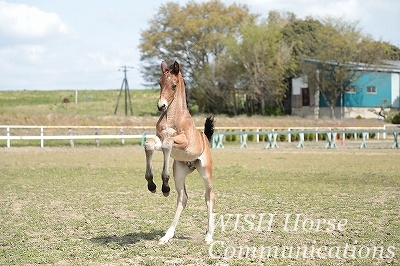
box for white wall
[292,76,308,95]
[392,73,400,108]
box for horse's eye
[172,84,177,90]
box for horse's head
[158,61,181,112]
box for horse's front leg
[144,136,161,193]
[161,138,174,197]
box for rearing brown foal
[144,61,215,244]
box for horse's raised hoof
[148,182,157,193]
[162,184,170,197]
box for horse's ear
[172,61,180,74]
[161,61,168,74]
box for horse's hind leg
[144,137,161,193]
[159,160,194,244]
[195,152,215,244]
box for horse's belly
[171,148,200,162]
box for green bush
[392,112,400,124]
[279,134,287,142]
[247,131,254,141]
[370,133,376,139]
[225,130,232,142]
[189,104,199,115]
[231,133,238,142]
[305,133,315,141]
[345,133,353,140]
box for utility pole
[114,65,134,116]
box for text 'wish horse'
[144,61,215,244]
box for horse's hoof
[159,239,168,244]
[205,234,213,245]
[148,183,157,193]
[161,184,170,196]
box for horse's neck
[164,84,192,127]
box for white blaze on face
[158,75,172,111]
[158,97,168,111]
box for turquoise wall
[344,71,392,107]
[319,71,392,107]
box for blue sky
[0,0,399,91]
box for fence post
[342,130,346,146]
[360,132,368,149]
[297,132,305,148]
[6,126,10,148]
[266,131,279,149]
[95,128,100,147]
[141,133,146,146]
[392,132,399,149]
[40,127,44,148]
[383,125,386,139]
[120,128,125,145]
[69,128,74,147]
[240,133,248,148]
[212,133,224,148]
[315,128,318,142]
[325,132,337,149]
[256,128,259,143]
[288,128,291,143]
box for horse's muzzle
[157,99,168,112]
[158,104,167,112]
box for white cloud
[245,0,365,20]
[305,0,363,20]
[0,1,70,40]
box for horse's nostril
[158,104,166,111]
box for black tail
[204,116,215,142]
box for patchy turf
[0,146,399,265]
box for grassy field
[1,146,399,265]
[0,89,387,128]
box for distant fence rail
[0,125,155,148]
[212,125,400,149]
[1,125,399,149]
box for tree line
[139,0,400,117]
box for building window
[367,86,377,94]
[345,86,356,94]
[302,88,310,106]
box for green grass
[0,89,387,128]
[0,147,399,265]
[0,89,160,123]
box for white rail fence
[0,126,155,148]
[1,125,399,149]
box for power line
[114,65,134,116]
